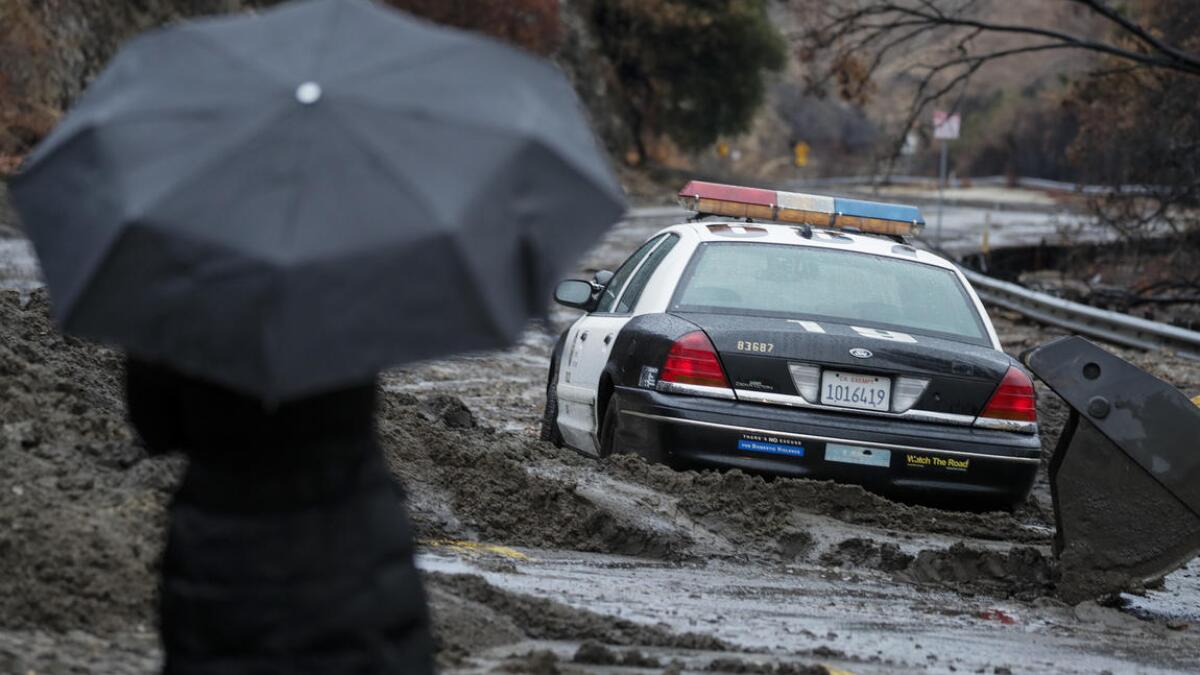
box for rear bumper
[615,386,1040,504]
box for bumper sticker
[738,434,805,457]
[906,453,970,472]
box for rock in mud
[573,640,618,665]
[421,394,478,429]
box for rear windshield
[672,242,989,344]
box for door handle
[603,334,613,345]
[579,331,587,342]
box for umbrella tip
[295,82,322,105]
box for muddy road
[2,208,1199,674]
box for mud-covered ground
[2,210,1199,674]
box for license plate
[825,443,891,468]
[820,370,891,412]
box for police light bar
[677,180,925,237]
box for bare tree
[796,0,1200,167]
[796,0,1200,307]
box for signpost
[932,111,960,249]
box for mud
[819,538,1055,599]
[0,291,179,636]
[901,543,1056,599]
[605,454,1052,546]
[819,538,913,572]
[426,572,728,655]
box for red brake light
[660,331,730,389]
[980,367,1037,422]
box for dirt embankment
[0,291,177,635]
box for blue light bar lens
[833,198,924,225]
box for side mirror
[554,279,597,310]
[593,270,614,287]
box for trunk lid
[673,311,1009,418]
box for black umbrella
[11,0,624,401]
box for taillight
[660,331,731,390]
[980,367,1037,423]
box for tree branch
[1067,0,1200,70]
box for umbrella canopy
[11,0,625,401]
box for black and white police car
[541,181,1040,509]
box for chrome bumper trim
[733,389,978,427]
[656,381,736,400]
[622,410,1042,464]
[973,417,1039,434]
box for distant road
[787,174,1156,196]
[628,181,1109,259]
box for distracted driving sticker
[738,434,805,457]
[905,453,969,471]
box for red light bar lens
[980,367,1038,422]
[661,331,730,388]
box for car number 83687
[737,340,774,353]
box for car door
[557,233,679,452]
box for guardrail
[961,267,1200,361]
[788,174,1156,195]
[625,206,690,220]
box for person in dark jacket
[125,357,434,675]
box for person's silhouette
[125,357,434,674]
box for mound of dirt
[900,543,1056,599]
[379,394,696,559]
[821,536,1056,599]
[605,455,1052,546]
[0,290,178,634]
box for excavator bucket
[1024,336,1200,604]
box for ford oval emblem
[849,348,873,359]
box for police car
[541,181,1040,509]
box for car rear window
[672,242,988,343]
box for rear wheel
[599,395,671,466]
[599,398,619,458]
[539,364,564,447]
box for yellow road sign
[793,141,810,167]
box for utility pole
[931,111,960,251]
[936,139,947,249]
